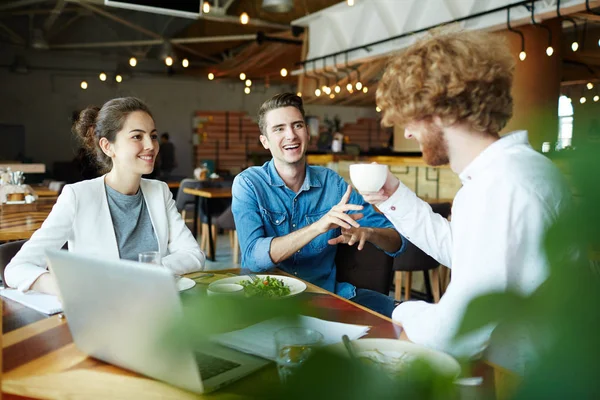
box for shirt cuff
[378,182,417,218]
[248,237,277,272]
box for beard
[419,124,449,166]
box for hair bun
[73,106,100,150]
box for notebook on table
[0,288,63,315]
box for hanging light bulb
[315,88,321,97]
[115,75,123,83]
[572,41,579,52]
[202,1,210,13]
[346,83,353,92]
[245,79,252,87]
[129,57,137,67]
[240,12,249,25]
[244,87,251,94]
[182,58,189,68]
[546,46,554,56]
[297,92,302,97]
[324,87,331,95]
[594,95,599,102]
[334,85,341,93]
[80,81,88,90]
[280,68,288,77]
[587,82,594,90]
[355,81,363,91]
[580,96,586,104]
[208,72,215,80]
[165,56,173,66]
[362,86,368,93]
[329,93,335,99]
[239,72,246,81]
[99,72,107,81]
[347,0,355,5]
[519,51,527,61]
[376,106,381,112]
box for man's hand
[312,185,364,234]
[360,169,401,205]
[328,226,372,250]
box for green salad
[239,276,291,298]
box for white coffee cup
[349,163,389,193]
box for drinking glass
[138,251,162,265]
[274,327,323,383]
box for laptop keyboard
[195,352,241,380]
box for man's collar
[266,159,322,190]
[459,130,530,184]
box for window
[557,95,574,150]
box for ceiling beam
[50,34,257,49]
[73,1,221,63]
[0,21,26,44]
[43,0,66,32]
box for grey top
[105,184,158,261]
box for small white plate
[208,274,307,298]
[177,277,196,291]
[329,338,461,378]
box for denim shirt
[231,160,404,299]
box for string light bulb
[165,56,173,66]
[546,46,554,56]
[362,86,368,93]
[80,81,88,90]
[129,57,137,67]
[334,85,341,94]
[587,82,593,90]
[376,106,381,112]
[315,88,321,97]
[347,0,355,5]
[245,79,252,87]
[346,83,353,92]
[240,12,249,25]
[280,68,288,77]
[324,87,331,95]
[519,51,527,61]
[182,58,189,68]
[202,1,210,13]
[329,93,335,99]
[572,41,579,51]
[239,72,246,80]
[208,72,215,80]
[580,96,586,104]
[115,75,122,83]
[594,95,599,102]
[355,81,363,91]
[99,72,107,81]
[244,87,251,94]
[297,92,302,97]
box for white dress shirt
[5,176,205,291]
[378,131,570,371]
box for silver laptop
[46,249,269,394]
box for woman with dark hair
[5,97,205,295]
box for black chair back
[0,240,27,286]
[335,242,394,294]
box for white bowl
[207,283,244,296]
[349,163,388,193]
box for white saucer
[177,277,196,291]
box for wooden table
[0,199,54,241]
[1,269,406,399]
[29,185,58,198]
[167,181,181,189]
[183,187,232,262]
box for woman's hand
[31,272,60,296]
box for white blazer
[5,176,205,291]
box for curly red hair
[376,30,515,135]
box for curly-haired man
[362,30,570,371]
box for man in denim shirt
[232,93,404,317]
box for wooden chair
[393,202,452,303]
[335,242,394,294]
